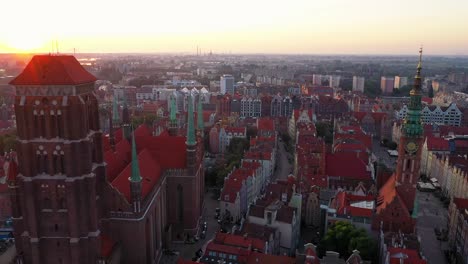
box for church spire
[122,92,130,124]
[129,131,142,183]
[129,129,142,213]
[169,96,178,136]
[109,108,115,151]
[112,97,120,124]
[197,95,204,133]
[403,47,424,137]
[186,94,196,146]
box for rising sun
[3,33,49,53]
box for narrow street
[273,139,293,181]
[162,137,292,263]
[416,190,448,264]
[161,191,220,263]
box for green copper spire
[130,131,142,182]
[123,92,128,108]
[170,96,177,122]
[186,94,196,146]
[403,47,424,137]
[197,95,204,131]
[112,98,120,123]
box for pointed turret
[122,93,130,125]
[169,96,178,136]
[186,94,198,175]
[403,47,424,137]
[129,130,142,213]
[109,108,115,151]
[186,94,196,146]
[122,93,132,139]
[197,95,204,135]
[112,98,120,125]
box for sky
[1,0,468,55]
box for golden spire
[416,46,423,76]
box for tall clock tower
[9,55,104,264]
[395,48,424,213]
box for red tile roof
[331,191,374,217]
[387,247,427,264]
[10,55,97,85]
[246,252,296,264]
[104,149,130,182]
[134,124,152,138]
[426,136,449,151]
[136,134,187,169]
[256,118,275,131]
[376,175,397,213]
[325,152,371,180]
[205,241,251,256]
[111,149,162,202]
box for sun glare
[3,33,48,53]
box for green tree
[214,138,250,187]
[131,114,159,127]
[0,132,17,152]
[319,221,377,261]
[316,121,333,144]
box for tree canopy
[319,221,377,262]
[0,131,17,153]
[131,114,159,128]
[315,121,333,144]
[205,137,250,187]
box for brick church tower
[9,55,104,263]
[395,48,424,213]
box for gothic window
[43,152,48,174]
[43,197,51,209]
[33,113,39,138]
[59,198,67,209]
[57,112,62,138]
[40,110,46,136]
[36,153,42,174]
[177,185,184,223]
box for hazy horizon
[1,0,468,55]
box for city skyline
[1,0,468,55]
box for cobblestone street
[160,191,220,263]
[416,191,448,264]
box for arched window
[177,185,184,223]
[59,198,67,209]
[43,198,51,209]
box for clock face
[405,141,418,154]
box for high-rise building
[220,74,235,95]
[312,74,323,85]
[329,75,341,88]
[352,76,365,92]
[380,77,395,94]
[394,76,408,89]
